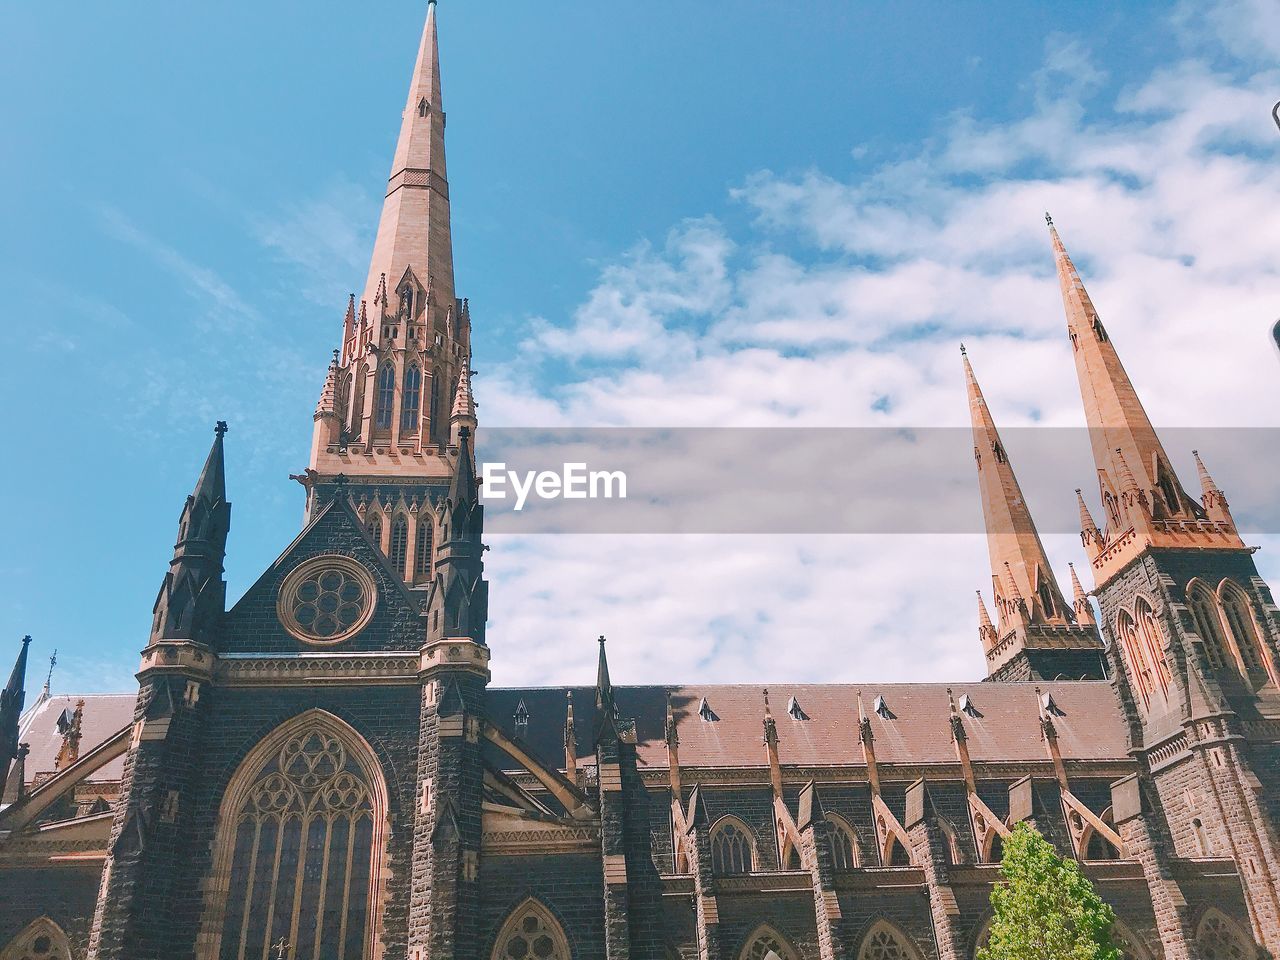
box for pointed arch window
[375,363,396,430]
[1117,610,1155,709]
[1135,598,1172,693]
[389,517,409,576]
[1220,583,1267,678]
[739,925,799,960]
[1196,908,1258,960]
[1036,570,1057,620]
[349,363,368,439]
[418,97,429,118]
[0,917,72,960]
[858,919,923,960]
[402,365,422,431]
[429,367,443,442]
[490,899,570,960]
[827,813,858,870]
[1111,921,1155,960]
[199,712,388,960]
[415,517,434,578]
[1188,581,1230,671]
[1082,807,1121,861]
[367,512,383,552]
[709,816,755,875]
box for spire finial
[215,420,228,438]
[959,342,966,356]
[1045,211,1053,227]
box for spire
[1068,563,1096,626]
[450,363,477,446]
[595,635,614,716]
[0,636,32,791]
[964,349,1071,627]
[1048,217,1194,524]
[976,592,997,653]
[1192,449,1233,523]
[1075,488,1102,557]
[563,690,577,779]
[151,423,231,646]
[448,425,477,504]
[361,0,454,325]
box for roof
[485,681,1129,774]
[17,693,136,783]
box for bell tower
[1050,216,1280,952]
[301,0,474,595]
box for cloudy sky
[2,0,1278,693]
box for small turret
[1068,563,1095,626]
[0,636,31,791]
[450,363,477,447]
[1193,449,1234,525]
[151,423,231,647]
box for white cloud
[473,13,1280,686]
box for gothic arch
[1080,807,1121,861]
[857,919,923,960]
[490,897,571,960]
[1134,597,1171,695]
[826,812,859,870]
[1110,920,1154,960]
[196,709,390,960]
[1217,580,1275,685]
[1195,907,1258,960]
[1187,578,1232,672]
[0,917,72,960]
[388,513,410,577]
[737,923,799,960]
[709,814,757,875]
[374,361,397,430]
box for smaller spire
[192,421,228,507]
[0,636,32,790]
[447,425,477,503]
[564,690,578,779]
[762,688,778,747]
[976,592,997,653]
[1068,563,1095,626]
[664,690,679,747]
[1003,562,1024,602]
[595,635,614,716]
[54,699,84,771]
[1076,488,1102,552]
[1192,449,1233,524]
[450,363,477,446]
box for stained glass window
[402,365,422,431]
[375,363,396,430]
[710,818,754,875]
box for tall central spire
[307,0,476,548]
[363,0,454,322]
[1048,216,1193,523]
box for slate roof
[17,693,136,784]
[485,681,1128,775]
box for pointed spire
[964,348,1071,627]
[595,635,614,716]
[1069,563,1096,626]
[450,363,477,446]
[1192,449,1233,523]
[193,421,228,508]
[1048,217,1193,523]
[563,690,578,779]
[0,636,32,791]
[1076,488,1102,556]
[152,424,231,646]
[361,0,454,324]
[448,425,477,503]
[976,592,997,653]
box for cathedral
[3,4,1280,959]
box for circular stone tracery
[277,556,377,644]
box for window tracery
[1188,581,1230,671]
[858,920,922,960]
[402,365,422,431]
[1220,583,1267,678]
[0,917,72,960]
[389,517,409,576]
[415,517,434,578]
[709,817,755,875]
[1196,909,1257,960]
[826,814,857,870]
[206,715,386,960]
[375,363,396,430]
[739,925,797,960]
[491,900,570,960]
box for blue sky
[2,1,1279,693]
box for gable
[220,499,425,654]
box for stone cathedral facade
[2,5,1280,960]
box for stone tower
[963,348,1106,681]
[1052,217,1280,953]
[304,0,472,598]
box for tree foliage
[978,822,1122,960]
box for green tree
[978,822,1122,960]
